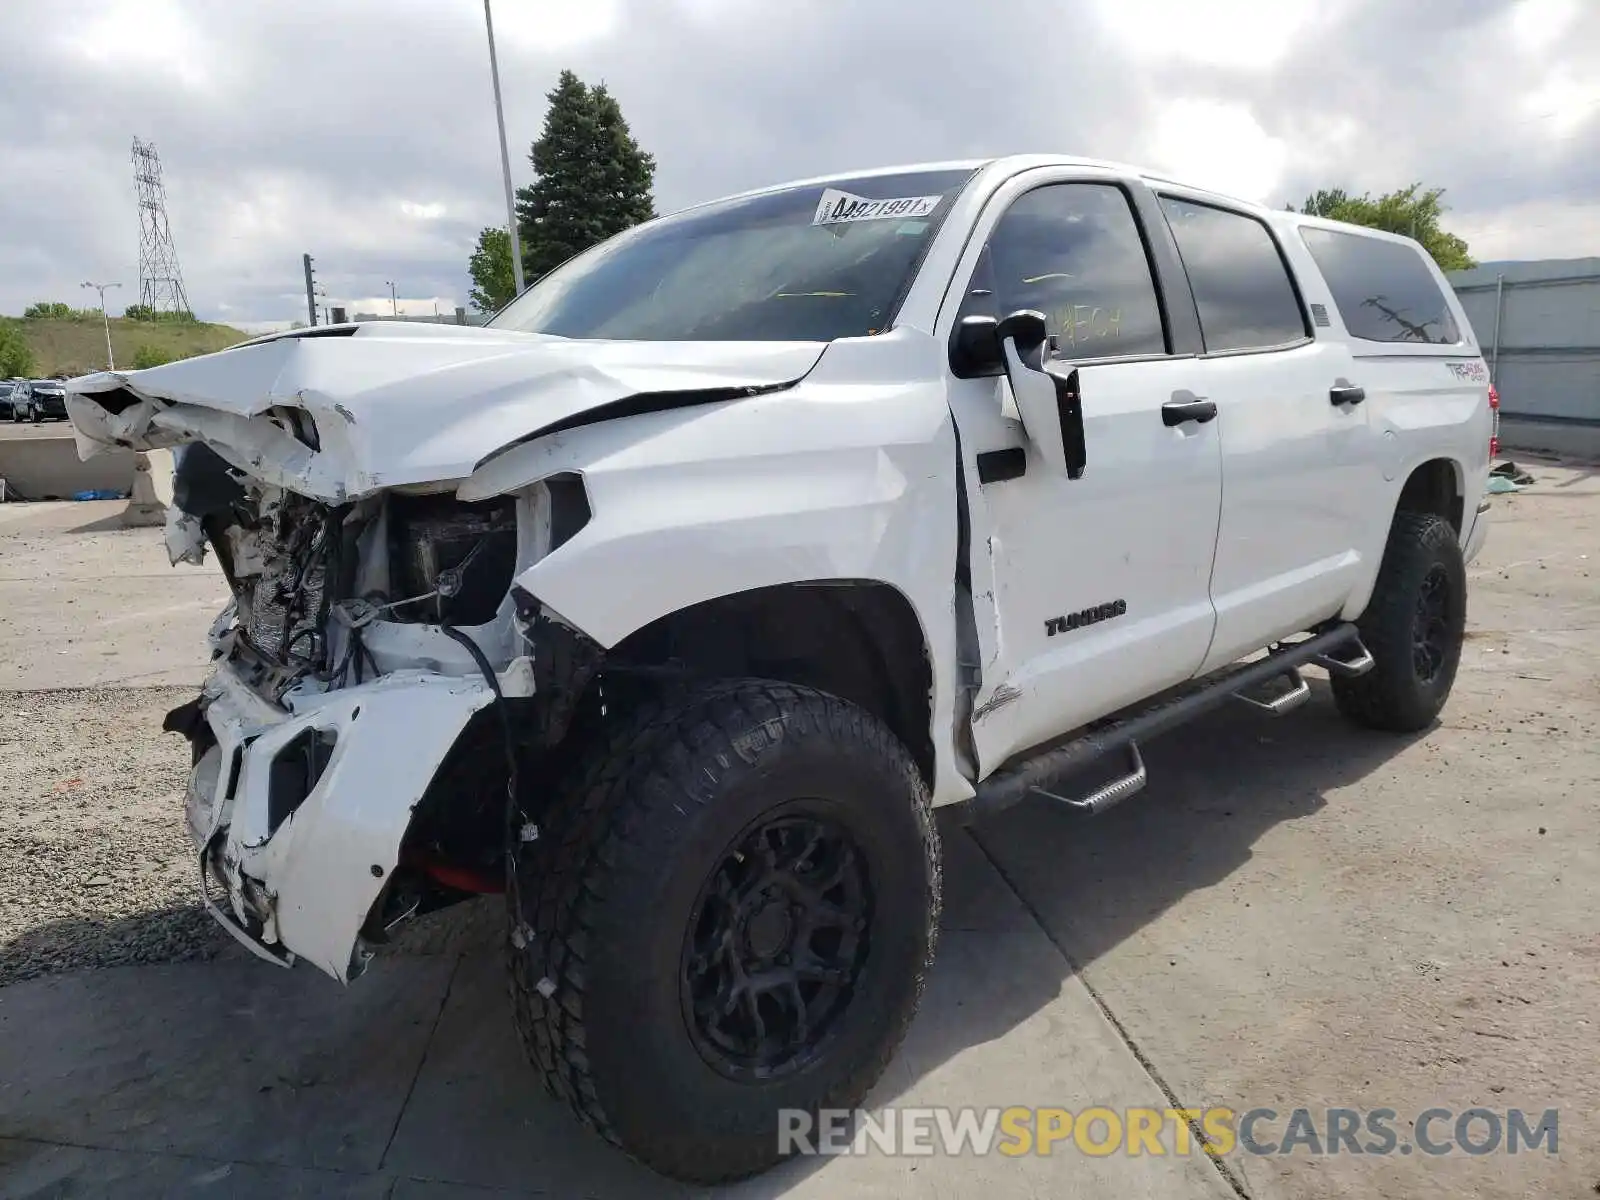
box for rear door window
[1298,227,1462,345]
[1159,197,1308,352]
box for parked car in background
[11,379,69,422]
[0,380,16,419]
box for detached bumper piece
[181,659,525,981]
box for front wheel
[1334,511,1467,732]
[508,679,940,1183]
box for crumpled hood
[66,321,826,503]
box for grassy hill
[3,316,249,377]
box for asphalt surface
[0,459,1595,1198]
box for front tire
[508,680,940,1183]
[1334,511,1466,732]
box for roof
[671,153,1288,223]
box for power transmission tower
[131,137,192,317]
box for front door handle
[1162,399,1218,426]
[1330,384,1366,406]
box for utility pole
[483,0,526,296]
[386,280,399,318]
[80,281,122,369]
[303,254,318,326]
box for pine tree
[515,70,656,282]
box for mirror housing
[995,309,1049,362]
[949,315,1004,378]
[995,309,1086,480]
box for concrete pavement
[0,830,1237,1199]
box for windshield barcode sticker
[813,188,943,226]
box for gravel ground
[0,684,506,986]
[0,686,234,986]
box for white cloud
[1453,198,1600,262]
[487,0,623,50]
[1091,0,1326,70]
[1146,99,1287,202]
[1508,0,1580,53]
[65,0,209,90]
[1519,76,1600,139]
[401,201,447,220]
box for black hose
[439,625,525,910]
[439,626,518,805]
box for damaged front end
[159,446,598,983]
[62,325,824,981]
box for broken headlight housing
[386,493,519,626]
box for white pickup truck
[67,154,1493,1183]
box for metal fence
[1448,258,1600,456]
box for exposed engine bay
[152,444,607,980]
[169,444,524,703]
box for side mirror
[949,314,1003,378]
[995,309,1086,480]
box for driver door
[943,174,1224,776]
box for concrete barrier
[120,450,175,527]
[0,433,136,501]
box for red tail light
[1488,384,1500,459]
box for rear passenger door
[1156,193,1383,672]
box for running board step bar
[963,622,1369,824]
[1032,743,1147,816]
[1233,668,1311,715]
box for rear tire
[1334,511,1466,732]
[507,679,940,1183]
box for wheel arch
[1395,456,1466,533]
[606,580,937,787]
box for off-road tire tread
[1333,510,1465,732]
[506,678,940,1183]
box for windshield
[490,168,976,342]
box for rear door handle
[1161,399,1218,426]
[1330,384,1366,406]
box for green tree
[0,324,35,376]
[514,69,656,281]
[132,344,177,369]
[23,302,72,319]
[468,226,516,313]
[123,303,155,321]
[1292,184,1475,271]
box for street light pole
[483,0,526,297]
[80,281,122,370]
[386,280,399,318]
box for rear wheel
[1334,511,1466,732]
[507,679,940,1183]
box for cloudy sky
[1,0,1595,326]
